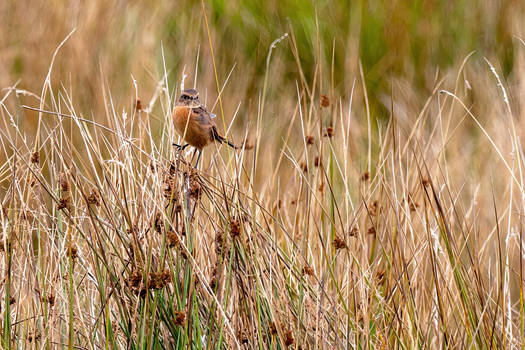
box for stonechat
[172,89,238,167]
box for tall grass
[1,1,525,348]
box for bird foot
[172,143,189,151]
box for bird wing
[191,106,216,127]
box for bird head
[177,89,200,107]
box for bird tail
[212,126,239,149]
[215,134,239,149]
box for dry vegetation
[2,1,525,349]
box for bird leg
[194,150,202,168]
[190,148,198,163]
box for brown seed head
[154,212,163,233]
[305,135,314,145]
[149,270,171,289]
[189,177,201,200]
[284,329,294,346]
[237,329,249,344]
[320,94,330,108]
[360,171,370,181]
[67,245,78,260]
[134,99,143,112]
[59,172,69,192]
[230,219,241,237]
[269,321,278,335]
[42,293,55,306]
[127,271,142,289]
[300,162,308,173]
[314,156,321,167]
[367,226,376,235]
[57,197,71,211]
[166,230,179,248]
[323,126,335,138]
[31,151,39,165]
[349,226,359,237]
[376,269,386,285]
[302,265,315,276]
[333,236,348,250]
[369,200,379,216]
[215,231,224,256]
[87,189,100,206]
[174,310,186,326]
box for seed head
[302,265,315,276]
[174,310,186,326]
[59,172,69,192]
[134,99,143,112]
[323,126,335,138]
[284,329,294,346]
[31,151,39,165]
[230,219,241,237]
[320,94,330,108]
[58,197,71,211]
[87,188,100,206]
[333,236,347,250]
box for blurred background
[2,0,524,120]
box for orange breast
[172,106,213,149]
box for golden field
[1,1,525,348]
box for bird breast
[172,106,213,149]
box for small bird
[172,89,238,167]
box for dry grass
[2,1,525,349]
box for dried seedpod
[189,173,201,200]
[149,270,171,290]
[134,98,143,112]
[174,310,186,326]
[58,197,71,211]
[215,230,225,256]
[229,218,241,237]
[31,151,39,165]
[305,135,314,145]
[284,329,294,346]
[166,230,179,248]
[302,265,315,276]
[154,212,163,233]
[320,94,330,108]
[67,245,78,260]
[369,200,379,216]
[87,188,100,206]
[360,171,370,182]
[269,321,278,336]
[300,162,308,173]
[323,126,335,138]
[59,172,69,192]
[42,293,55,306]
[376,269,386,285]
[333,236,347,250]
